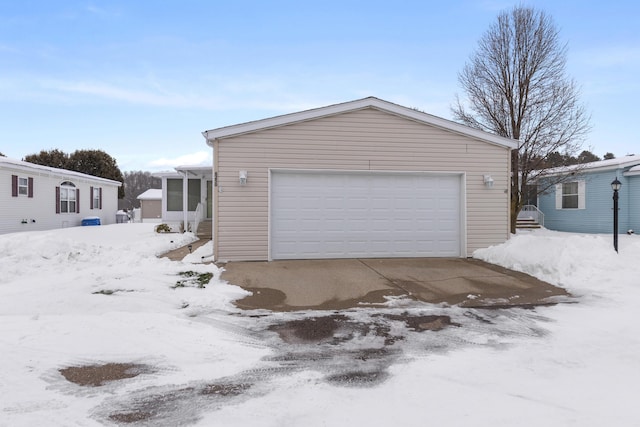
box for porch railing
[518,205,544,227]
[192,202,204,234]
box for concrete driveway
[219,258,570,311]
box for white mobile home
[0,157,122,234]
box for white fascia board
[152,171,183,178]
[174,165,212,173]
[202,97,518,150]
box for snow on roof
[136,189,162,200]
[153,165,212,179]
[0,156,122,185]
[542,154,640,177]
[202,96,518,150]
[624,164,640,177]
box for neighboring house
[202,96,517,262]
[536,155,640,234]
[136,189,162,223]
[0,157,122,234]
[154,166,213,233]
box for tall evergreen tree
[24,149,125,198]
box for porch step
[197,220,212,239]
[516,218,542,229]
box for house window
[166,178,201,212]
[555,180,585,210]
[188,179,201,211]
[167,179,183,211]
[18,177,28,195]
[562,182,578,208]
[91,186,102,209]
[59,182,77,213]
[11,175,33,197]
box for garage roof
[202,96,518,150]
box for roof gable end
[203,97,517,150]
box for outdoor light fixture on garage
[483,175,494,188]
[239,170,248,185]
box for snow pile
[475,228,640,303]
[0,225,639,426]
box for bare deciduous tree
[452,6,590,233]
[122,171,161,210]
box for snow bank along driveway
[0,224,638,426]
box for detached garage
[203,97,516,262]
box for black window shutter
[76,189,80,213]
[28,177,34,198]
[11,175,18,197]
[90,186,94,210]
[99,187,102,209]
[55,186,60,214]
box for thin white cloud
[46,80,215,108]
[41,78,319,112]
[575,45,640,68]
[148,151,211,169]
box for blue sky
[1,1,638,171]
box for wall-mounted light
[483,175,494,188]
[239,170,248,185]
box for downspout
[200,130,216,260]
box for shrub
[155,223,171,233]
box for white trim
[268,168,466,260]
[460,172,468,258]
[578,180,586,209]
[203,97,517,150]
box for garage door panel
[271,171,461,259]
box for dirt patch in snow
[268,315,349,343]
[59,363,150,387]
[381,313,461,331]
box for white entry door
[270,171,462,259]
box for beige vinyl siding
[140,199,162,220]
[214,107,510,261]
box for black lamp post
[611,177,622,253]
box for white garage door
[270,171,462,259]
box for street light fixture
[611,177,622,253]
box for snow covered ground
[0,224,638,426]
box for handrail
[518,205,544,226]
[193,202,204,234]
